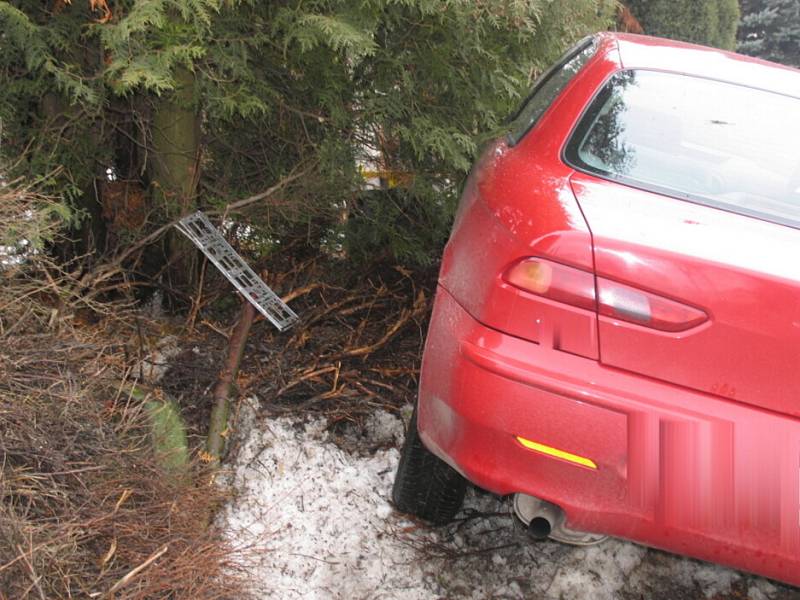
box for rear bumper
[418,286,800,586]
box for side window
[507,37,598,147]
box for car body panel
[419,31,800,587]
[439,42,620,358]
[419,288,800,586]
[571,173,800,416]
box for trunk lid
[571,172,800,417]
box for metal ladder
[175,211,299,331]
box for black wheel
[392,406,467,525]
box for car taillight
[504,257,707,332]
[597,278,707,332]
[504,258,596,311]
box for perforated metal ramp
[175,211,299,331]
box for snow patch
[220,409,434,599]
[219,406,786,599]
[544,542,647,600]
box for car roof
[597,32,800,98]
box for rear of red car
[395,32,800,586]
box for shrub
[626,0,740,49]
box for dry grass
[0,181,252,599]
[0,334,253,599]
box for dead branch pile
[164,255,437,438]
[0,178,131,335]
[268,268,430,418]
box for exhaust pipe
[512,493,607,546]
[514,494,561,540]
[527,516,552,540]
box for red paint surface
[420,33,800,586]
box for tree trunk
[206,301,256,463]
[150,66,201,297]
[40,93,106,260]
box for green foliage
[269,0,616,263]
[627,0,740,50]
[0,1,107,209]
[0,178,75,252]
[1,0,615,269]
[145,398,190,474]
[115,386,189,473]
[100,0,220,94]
[0,3,98,104]
[276,11,378,59]
[738,0,800,67]
[343,187,454,267]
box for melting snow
[219,401,788,599]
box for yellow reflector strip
[515,436,597,470]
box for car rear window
[565,70,800,227]
[506,37,598,147]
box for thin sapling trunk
[206,300,256,463]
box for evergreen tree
[0,0,616,282]
[738,0,800,67]
[626,0,740,49]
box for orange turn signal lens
[504,257,596,311]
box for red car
[393,32,800,586]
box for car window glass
[507,38,597,146]
[566,69,800,226]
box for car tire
[392,406,467,525]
